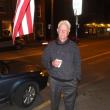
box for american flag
[12,0,35,43]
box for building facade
[0,0,46,43]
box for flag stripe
[13,0,30,37]
[26,2,32,33]
[22,15,28,34]
[12,0,35,43]
[13,0,20,22]
[13,0,24,29]
[30,0,34,26]
[19,23,24,36]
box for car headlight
[40,70,48,77]
[40,72,45,77]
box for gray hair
[57,20,71,32]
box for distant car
[0,60,48,108]
[0,37,25,51]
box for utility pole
[75,11,79,40]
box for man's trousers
[49,77,78,110]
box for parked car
[0,37,25,51]
[0,60,48,108]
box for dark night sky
[82,0,110,23]
[54,0,110,24]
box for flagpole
[51,0,54,40]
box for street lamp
[72,0,82,40]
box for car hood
[0,60,48,76]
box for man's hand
[52,59,62,68]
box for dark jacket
[42,39,81,81]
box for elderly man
[42,20,81,110]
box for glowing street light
[72,0,83,40]
[72,0,82,16]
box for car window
[0,61,9,75]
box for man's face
[57,24,69,42]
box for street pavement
[0,39,110,110]
[76,77,110,110]
[0,70,109,110]
[26,39,110,110]
[0,45,44,60]
[33,76,110,110]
